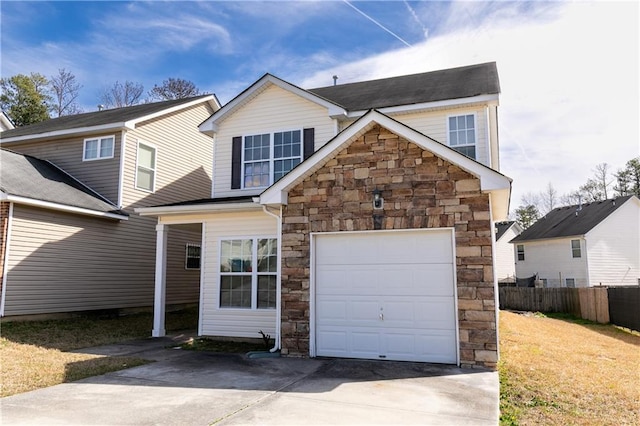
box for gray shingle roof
[0,148,126,216]
[510,196,634,242]
[495,221,516,241]
[0,95,212,139]
[308,62,499,111]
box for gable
[260,110,511,220]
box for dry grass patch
[1,309,197,397]
[499,310,640,425]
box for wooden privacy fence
[498,287,610,323]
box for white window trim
[217,235,278,310]
[516,244,525,261]
[185,243,201,270]
[83,135,115,161]
[571,239,582,258]
[135,140,157,193]
[446,113,477,158]
[241,128,303,190]
[565,278,576,288]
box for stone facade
[280,125,498,369]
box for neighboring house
[138,62,512,369]
[510,196,640,288]
[494,221,523,283]
[1,111,14,131]
[0,95,220,317]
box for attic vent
[333,75,338,86]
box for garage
[313,229,458,364]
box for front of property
[139,63,511,369]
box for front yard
[499,310,639,425]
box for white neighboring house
[494,221,522,283]
[0,111,14,131]
[510,196,640,287]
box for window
[516,244,525,261]
[136,142,156,192]
[565,278,575,288]
[540,278,548,287]
[571,239,581,258]
[219,238,277,309]
[243,130,302,188]
[448,114,476,159]
[185,244,201,270]
[83,136,114,161]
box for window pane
[85,140,98,159]
[137,168,154,191]
[257,238,277,272]
[257,275,276,309]
[220,275,251,308]
[467,129,475,144]
[100,137,114,157]
[449,117,456,130]
[457,116,465,129]
[138,144,155,168]
[467,114,474,127]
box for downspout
[262,204,282,352]
[0,202,14,316]
[117,130,127,208]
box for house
[0,95,220,318]
[494,221,523,283]
[137,62,512,369]
[510,196,640,288]
[1,111,14,131]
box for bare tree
[539,182,558,215]
[148,78,201,101]
[49,68,82,117]
[100,81,144,108]
[592,163,613,200]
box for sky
[1,0,638,212]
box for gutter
[0,194,127,221]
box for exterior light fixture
[372,188,384,210]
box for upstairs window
[83,136,114,161]
[243,130,302,188]
[571,239,581,258]
[516,244,525,261]
[448,114,476,159]
[136,142,157,192]
[231,128,315,190]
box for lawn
[499,310,640,425]
[0,308,197,397]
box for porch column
[152,223,168,337]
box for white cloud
[300,1,639,209]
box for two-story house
[138,62,512,369]
[0,95,219,319]
[511,196,640,287]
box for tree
[515,204,540,229]
[592,162,613,200]
[148,78,201,101]
[100,81,144,108]
[0,73,51,126]
[540,182,558,215]
[613,157,640,197]
[49,68,82,117]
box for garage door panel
[314,230,458,364]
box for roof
[510,196,635,242]
[260,109,511,220]
[495,221,517,241]
[308,62,500,111]
[136,196,260,216]
[0,148,127,219]
[1,95,218,141]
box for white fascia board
[125,95,219,128]
[135,201,263,217]
[0,193,127,220]
[344,94,500,119]
[0,123,130,144]
[1,112,14,130]
[199,74,347,135]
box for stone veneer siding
[280,125,498,369]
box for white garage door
[314,229,457,364]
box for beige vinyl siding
[4,134,121,204]
[338,106,491,167]
[3,204,199,316]
[165,226,202,304]
[213,84,336,198]
[121,103,215,209]
[200,210,278,338]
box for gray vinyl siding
[3,204,199,316]
[4,134,122,204]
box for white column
[152,223,168,337]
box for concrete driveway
[1,334,499,425]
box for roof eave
[0,193,128,220]
[135,200,262,217]
[126,95,219,128]
[0,123,130,144]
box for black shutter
[231,136,242,189]
[303,128,315,160]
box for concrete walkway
[1,333,499,425]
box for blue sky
[1,1,638,209]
